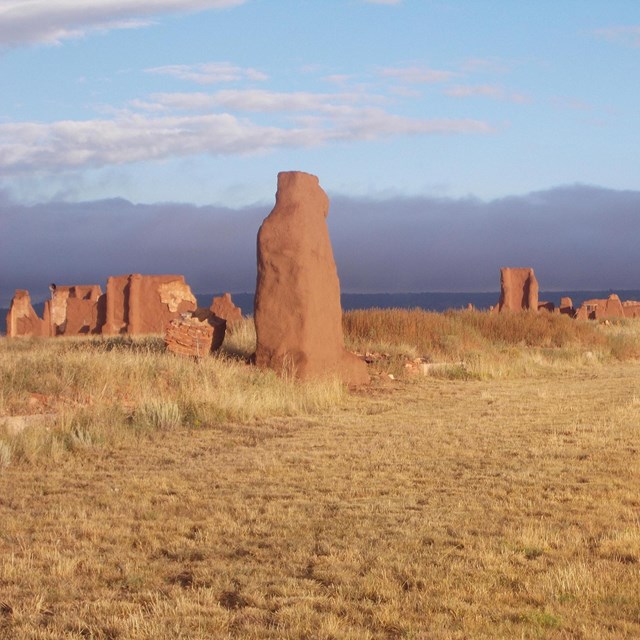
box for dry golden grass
[345,308,640,380]
[1,312,639,638]
[343,307,626,356]
[0,320,343,467]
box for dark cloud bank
[1,184,640,307]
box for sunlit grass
[1,311,640,637]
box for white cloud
[460,57,513,74]
[332,109,490,140]
[145,62,268,84]
[0,114,311,170]
[324,74,353,86]
[593,26,640,48]
[140,89,386,113]
[551,96,594,111]
[0,0,246,48]
[444,84,530,104]
[378,65,458,84]
[0,106,491,173]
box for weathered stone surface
[105,274,196,335]
[604,294,624,318]
[210,292,243,325]
[623,301,640,318]
[575,294,626,320]
[42,284,104,336]
[192,308,226,351]
[254,171,369,385]
[6,275,199,338]
[497,267,539,312]
[5,290,46,337]
[574,303,591,321]
[559,297,574,316]
[538,301,554,313]
[165,310,226,357]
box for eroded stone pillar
[254,171,369,385]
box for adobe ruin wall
[6,274,198,338]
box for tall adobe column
[254,171,369,385]
[498,267,539,312]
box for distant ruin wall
[623,302,640,318]
[498,267,539,312]
[558,297,575,316]
[210,293,243,325]
[104,274,196,335]
[42,285,104,336]
[575,294,628,320]
[5,290,46,337]
[7,275,197,338]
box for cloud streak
[593,26,640,48]
[0,98,491,173]
[378,65,458,84]
[0,0,246,48]
[136,89,386,113]
[145,62,268,84]
[444,84,531,104]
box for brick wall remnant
[165,310,226,357]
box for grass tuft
[0,440,11,468]
[137,399,183,431]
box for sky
[1,0,640,305]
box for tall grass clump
[136,399,183,431]
[343,308,609,358]
[0,440,11,468]
[343,308,640,379]
[598,320,640,360]
[222,317,257,359]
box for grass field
[1,311,639,639]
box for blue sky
[1,1,640,305]
[1,0,638,205]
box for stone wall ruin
[165,309,226,357]
[210,292,243,325]
[572,294,640,320]
[43,284,105,336]
[6,274,197,338]
[5,290,46,337]
[104,274,196,335]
